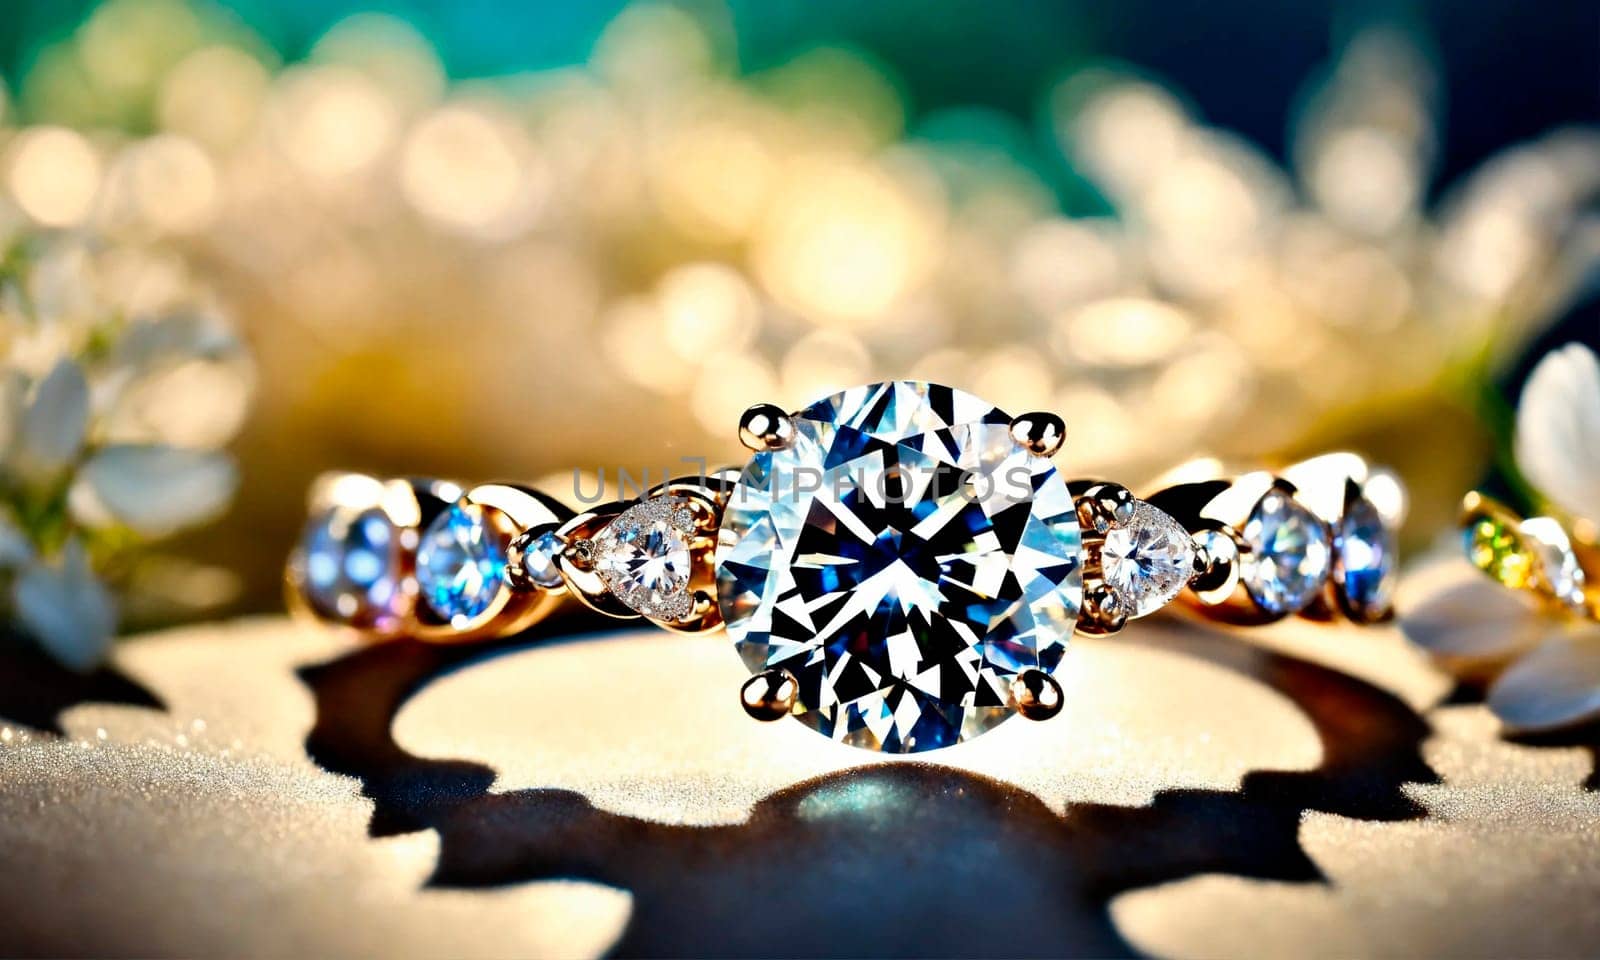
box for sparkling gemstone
[1517,517,1588,610]
[300,505,407,629]
[417,502,508,624]
[1333,495,1396,615]
[594,496,695,620]
[1100,500,1195,618]
[1464,516,1534,590]
[716,380,1084,753]
[519,528,567,589]
[1240,489,1332,615]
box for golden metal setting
[740,669,799,721]
[1008,411,1067,458]
[1010,667,1065,721]
[1458,490,1598,620]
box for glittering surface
[0,614,1595,956]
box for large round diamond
[715,381,1083,753]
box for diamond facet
[1333,494,1396,616]
[1240,489,1331,615]
[300,505,407,630]
[716,380,1084,753]
[1100,499,1195,618]
[518,528,567,589]
[417,502,508,624]
[594,496,696,621]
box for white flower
[14,357,89,481]
[12,539,117,672]
[72,444,238,537]
[1403,343,1600,733]
[1515,342,1600,525]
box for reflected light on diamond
[158,46,271,148]
[271,67,399,180]
[754,159,936,325]
[7,127,101,227]
[1058,298,1192,368]
[401,105,546,238]
[657,263,760,362]
[780,329,871,403]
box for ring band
[287,380,1403,753]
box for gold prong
[738,403,796,452]
[1075,482,1135,535]
[1010,667,1064,721]
[740,669,798,721]
[1009,411,1066,457]
[1077,582,1127,636]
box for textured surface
[0,611,1595,957]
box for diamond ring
[288,380,1403,753]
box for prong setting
[1076,482,1135,535]
[1076,582,1127,636]
[738,403,796,452]
[1009,411,1066,457]
[1010,667,1064,721]
[741,669,798,721]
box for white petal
[0,511,35,567]
[1487,626,1600,733]
[1515,343,1600,524]
[77,444,237,537]
[17,358,88,475]
[13,541,117,672]
[1399,561,1547,661]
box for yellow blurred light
[400,104,547,238]
[1068,82,1189,197]
[119,134,220,234]
[1057,298,1193,367]
[1149,333,1252,430]
[1051,383,1143,472]
[781,329,871,404]
[690,350,777,436]
[654,118,777,242]
[1308,127,1419,235]
[78,0,203,96]
[656,263,760,363]
[106,359,253,448]
[270,67,399,180]
[602,297,694,394]
[7,126,102,227]
[1010,218,1123,314]
[754,158,937,325]
[591,3,715,92]
[971,345,1055,416]
[760,46,907,147]
[312,13,445,110]
[159,46,271,149]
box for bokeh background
[0,0,1594,632]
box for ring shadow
[297,628,1438,958]
[0,640,162,735]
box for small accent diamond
[594,496,696,621]
[518,528,566,589]
[1240,489,1331,615]
[1100,499,1196,618]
